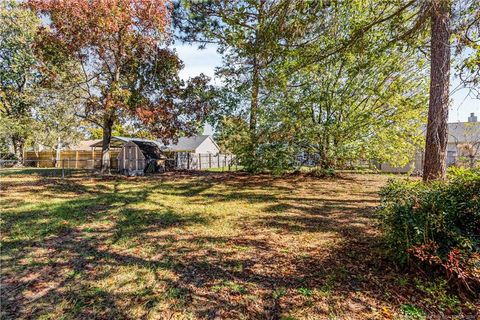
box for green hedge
[379,168,480,291]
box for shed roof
[90,136,159,149]
[132,141,166,160]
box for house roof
[158,135,217,152]
[66,140,101,151]
[131,141,166,160]
[447,122,480,144]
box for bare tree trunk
[247,0,265,167]
[423,0,451,182]
[101,112,115,174]
[250,59,259,147]
[319,135,331,169]
[12,135,25,162]
[55,137,62,168]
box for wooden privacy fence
[24,150,120,169]
[175,153,235,170]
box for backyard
[0,170,476,319]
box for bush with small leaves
[379,168,480,293]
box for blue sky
[450,81,479,122]
[174,43,479,133]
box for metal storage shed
[117,140,166,175]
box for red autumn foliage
[27,0,173,120]
[28,0,171,50]
[27,0,212,170]
[409,242,479,293]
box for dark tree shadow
[2,172,463,319]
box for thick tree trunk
[101,113,115,174]
[319,135,331,169]
[423,0,451,182]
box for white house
[444,113,480,166]
[158,135,221,154]
[380,113,480,173]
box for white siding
[195,137,220,154]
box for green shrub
[400,304,426,320]
[310,167,336,178]
[235,142,301,174]
[378,168,480,291]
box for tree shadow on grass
[1,178,194,313]
[0,168,65,177]
[2,173,440,319]
[0,228,401,319]
[1,185,147,243]
[111,207,209,245]
[133,231,394,319]
[1,189,209,319]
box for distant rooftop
[418,113,479,144]
[157,135,211,152]
[66,139,101,151]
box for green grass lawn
[0,170,475,319]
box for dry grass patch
[1,170,476,319]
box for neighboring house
[158,135,221,154]
[444,113,480,166]
[88,135,221,154]
[31,135,221,155]
[380,113,480,173]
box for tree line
[1,0,478,180]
